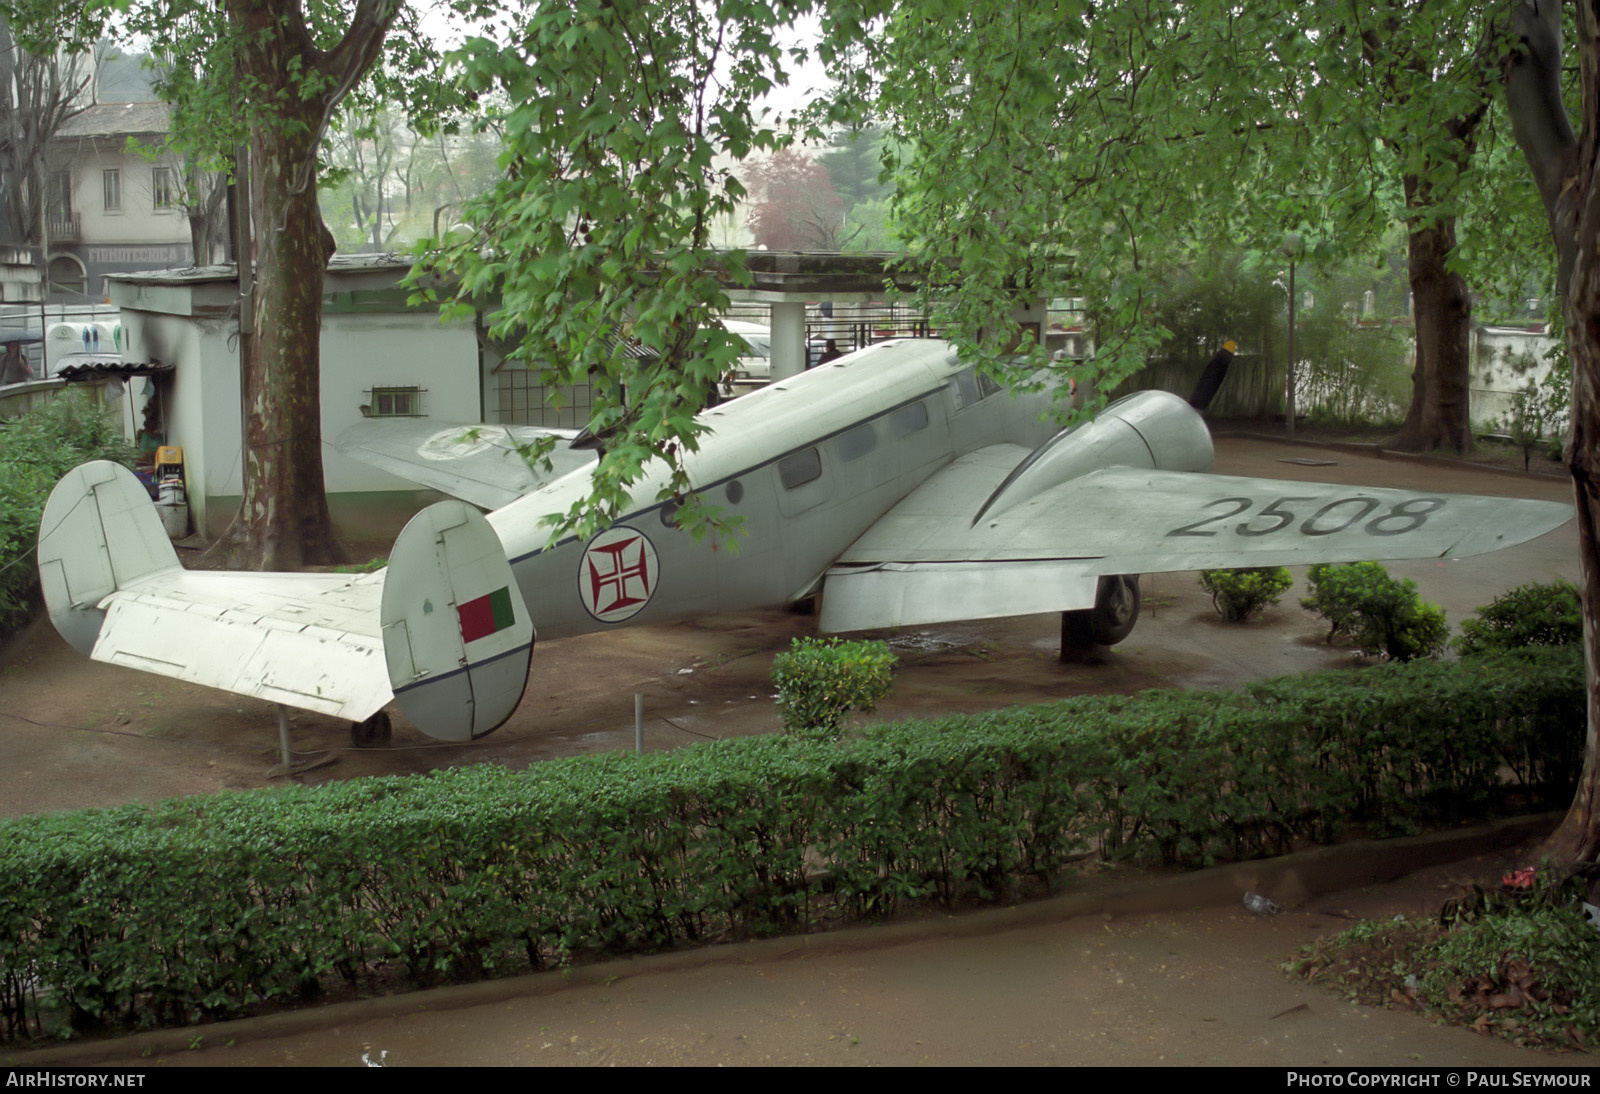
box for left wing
[820,462,1573,632]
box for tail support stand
[267,703,293,778]
[266,703,337,779]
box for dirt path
[0,436,1586,1065]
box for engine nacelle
[974,390,1214,525]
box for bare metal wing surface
[337,418,595,510]
[820,463,1573,632]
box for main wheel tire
[351,711,392,748]
[1090,575,1140,646]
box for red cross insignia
[578,527,659,622]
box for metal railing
[47,211,80,242]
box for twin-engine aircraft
[37,339,1573,747]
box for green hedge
[0,392,137,641]
[0,647,1583,1040]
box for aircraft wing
[338,419,596,509]
[819,459,1575,631]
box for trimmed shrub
[1301,561,1448,662]
[1456,579,1581,656]
[1199,566,1294,622]
[770,637,897,738]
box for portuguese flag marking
[457,586,516,644]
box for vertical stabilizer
[38,461,179,655]
[381,500,533,741]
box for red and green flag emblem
[457,586,516,644]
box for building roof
[56,101,171,141]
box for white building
[108,257,482,540]
[47,100,195,304]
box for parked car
[725,319,772,380]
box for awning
[56,361,174,383]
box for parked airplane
[37,338,1573,750]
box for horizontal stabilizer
[38,461,395,723]
[90,572,391,720]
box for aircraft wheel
[1090,575,1140,646]
[351,711,392,748]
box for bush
[1199,567,1294,622]
[770,637,897,738]
[0,392,136,640]
[1301,562,1448,662]
[1456,580,1582,656]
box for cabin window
[366,386,424,417]
[778,447,822,489]
[725,480,744,504]
[836,423,877,462]
[659,500,679,528]
[890,401,929,436]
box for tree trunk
[232,114,343,569]
[1542,293,1600,863]
[1505,0,1600,865]
[1387,182,1474,454]
[1541,30,1600,862]
[205,0,400,569]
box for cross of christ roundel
[578,527,659,623]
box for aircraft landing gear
[1089,574,1140,646]
[351,711,392,748]
[1059,575,1141,662]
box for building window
[50,171,71,218]
[46,254,86,301]
[103,169,121,213]
[152,167,174,209]
[366,386,423,417]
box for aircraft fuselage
[487,340,1062,641]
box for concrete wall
[1471,325,1566,434]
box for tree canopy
[421,0,1600,868]
[419,0,801,541]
